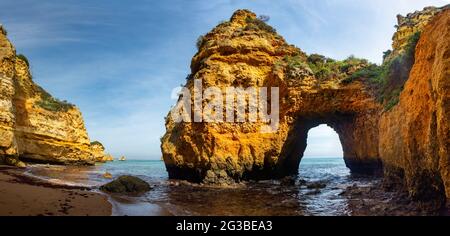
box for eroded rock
[161,7,450,207]
[100,175,151,193]
[162,9,382,185]
[0,28,99,165]
[91,141,114,163]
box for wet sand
[0,165,112,216]
[1,162,448,216]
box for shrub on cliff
[17,54,30,67]
[245,16,276,34]
[196,35,204,50]
[90,141,104,148]
[282,53,370,81]
[308,62,333,80]
[282,55,313,78]
[342,32,421,111]
[307,54,327,64]
[35,85,74,112]
[307,54,368,81]
[382,49,392,62]
[257,15,270,22]
[0,25,7,35]
[377,32,420,110]
[343,63,383,84]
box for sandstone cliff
[161,7,450,206]
[162,10,382,185]
[388,5,449,61]
[379,9,450,206]
[91,141,114,163]
[0,26,98,165]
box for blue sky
[1,0,448,159]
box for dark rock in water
[280,176,297,186]
[298,179,307,186]
[100,175,151,193]
[306,182,327,189]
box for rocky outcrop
[0,25,96,165]
[161,7,450,206]
[100,175,151,194]
[388,5,449,61]
[379,9,450,206]
[161,10,382,185]
[91,141,114,163]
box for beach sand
[0,165,112,216]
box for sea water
[24,158,379,216]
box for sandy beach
[0,165,112,216]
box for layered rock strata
[161,7,450,207]
[0,27,97,165]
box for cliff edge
[0,26,106,165]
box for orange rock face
[379,10,450,205]
[0,26,98,165]
[161,10,383,185]
[162,8,450,206]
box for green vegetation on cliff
[344,32,421,111]
[0,25,7,35]
[196,35,204,50]
[245,16,276,34]
[17,54,30,67]
[35,85,74,112]
[90,141,104,148]
[278,53,369,81]
[277,30,420,112]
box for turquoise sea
[24,158,380,216]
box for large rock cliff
[162,10,382,184]
[0,26,99,165]
[161,6,450,206]
[388,6,449,61]
[379,9,450,206]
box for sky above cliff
[0,0,448,159]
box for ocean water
[24,158,380,216]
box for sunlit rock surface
[0,26,96,165]
[161,7,450,206]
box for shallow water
[24,158,381,216]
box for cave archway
[303,124,343,159]
[275,113,383,178]
[297,125,349,179]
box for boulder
[100,175,151,193]
[102,172,113,179]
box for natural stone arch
[162,8,450,207]
[274,114,382,179]
[161,9,383,184]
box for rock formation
[389,5,449,61]
[162,9,382,184]
[100,175,151,194]
[0,25,100,165]
[379,9,450,206]
[161,6,450,206]
[91,141,114,163]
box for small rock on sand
[100,175,151,194]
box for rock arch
[161,9,450,205]
[161,10,382,184]
[276,115,381,179]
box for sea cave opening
[299,124,350,181]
